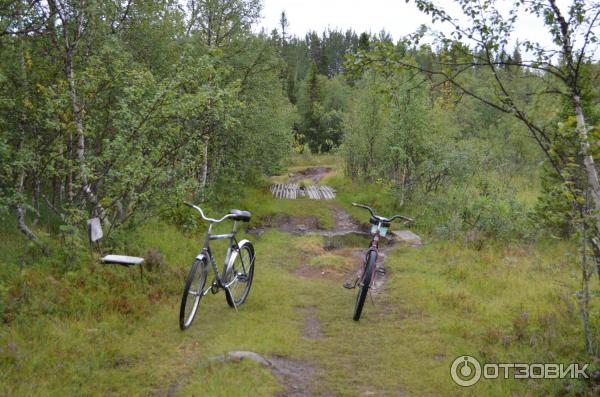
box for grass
[0,155,598,396]
[286,152,341,168]
[0,230,307,396]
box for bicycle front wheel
[224,240,255,308]
[179,258,208,330]
[353,250,376,321]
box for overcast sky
[257,0,573,50]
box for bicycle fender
[226,240,254,271]
[366,247,378,262]
[195,253,207,262]
[236,239,254,253]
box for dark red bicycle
[345,203,413,321]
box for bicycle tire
[353,250,376,321]
[224,240,255,308]
[179,257,208,330]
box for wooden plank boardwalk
[270,183,336,200]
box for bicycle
[344,203,413,321]
[179,203,255,330]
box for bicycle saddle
[229,209,251,222]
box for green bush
[417,182,533,245]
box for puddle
[323,233,372,250]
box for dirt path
[249,205,420,291]
[321,206,366,236]
[165,202,421,396]
[288,167,332,184]
[270,356,331,397]
[233,168,424,396]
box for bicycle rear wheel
[179,258,208,330]
[224,241,255,308]
[353,250,376,321]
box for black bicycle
[179,203,255,330]
[345,203,413,321]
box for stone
[391,230,422,246]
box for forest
[1,0,600,396]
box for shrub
[417,182,533,245]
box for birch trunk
[574,95,600,276]
[15,170,48,255]
[574,96,600,219]
[200,136,209,190]
[67,131,74,203]
[61,0,107,221]
[580,193,594,355]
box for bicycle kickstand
[369,289,375,306]
[225,287,238,312]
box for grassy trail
[0,158,594,396]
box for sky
[258,0,432,40]
[257,0,574,51]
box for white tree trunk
[66,47,106,221]
[201,136,209,189]
[574,96,600,221]
[574,96,600,267]
[15,171,48,255]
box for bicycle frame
[359,224,383,288]
[352,202,413,289]
[179,203,256,330]
[196,220,247,296]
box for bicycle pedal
[343,281,355,289]
[376,267,386,275]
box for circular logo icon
[451,355,482,387]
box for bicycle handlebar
[184,202,236,223]
[351,202,413,223]
[351,202,375,217]
[389,214,414,223]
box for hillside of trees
[5,1,598,247]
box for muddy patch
[247,213,322,236]
[338,246,393,294]
[330,206,364,233]
[270,355,331,397]
[323,233,398,251]
[294,261,346,280]
[288,167,332,184]
[277,215,321,235]
[247,206,421,293]
[372,250,390,292]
